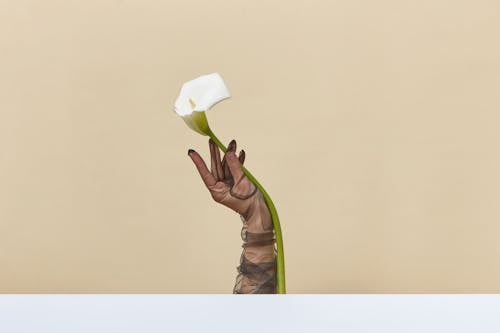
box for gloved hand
[187,139,262,221]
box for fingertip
[188,149,195,156]
[228,139,236,151]
[239,150,246,164]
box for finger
[209,139,223,181]
[213,140,224,181]
[222,139,236,180]
[230,139,236,152]
[188,149,216,187]
[226,149,245,182]
[238,149,246,165]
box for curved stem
[207,129,286,294]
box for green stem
[207,129,286,294]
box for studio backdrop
[1,0,499,293]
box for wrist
[243,193,273,233]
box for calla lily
[174,73,230,136]
[174,73,286,294]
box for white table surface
[1,294,499,333]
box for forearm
[233,194,277,294]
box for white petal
[174,73,230,116]
[173,96,192,116]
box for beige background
[1,0,499,293]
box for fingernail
[188,149,194,155]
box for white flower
[173,73,230,135]
[174,72,231,113]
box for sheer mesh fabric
[233,216,277,294]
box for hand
[187,139,263,220]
